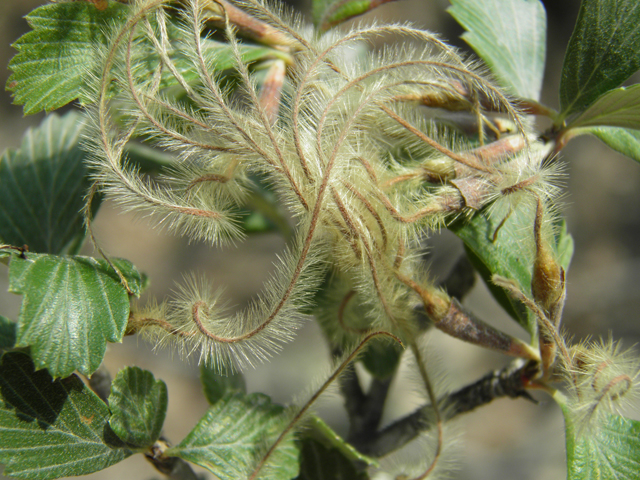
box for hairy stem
[248,331,403,480]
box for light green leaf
[584,126,640,163]
[313,0,400,31]
[0,112,92,255]
[0,352,131,479]
[448,0,547,100]
[305,415,378,469]
[200,362,246,405]
[449,202,573,336]
[5,251,143,378]
[7,2,129,115]
[560,405,640,480]
[108,367,168,449]
[7,1,286,115]
[570,84,640,130]
[0,317,16,350]
[559,0,640,118]
[297,438,369,480]
[167,392,299,480]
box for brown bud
[258,60,286,126]
[531,199,564,319]
[202,0,297,48]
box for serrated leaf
[449,202,573,336]
[559,0,640,118]
[108,367,167,449]
[0,352,131,479]
[5,251,143,378]
[448,0,546,100]
[7,1,286,115]
[312,0,399,31]
[0,317,16,350]
[560,406,640,480]
[7,2,130,114]
[584,126,640,163]
[167,392,299,480]
[297,438,369,480]
[0,112,92,255]
[569,84,640,130]
[200,362,246,405]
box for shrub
[1,0,639,479]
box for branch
[145,438,200,480]
[340,368,393,450]
[357,360,540,457]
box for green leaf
[304,415,378,469]
[0,317,17,350]
[0,112,93,255]
[7,1,286,115]
[108,367,167,449]
[241,176,294,238]
[167,392,299,480]
[560,407,640,480]
[7,2,129,115]
[5,251,143,378]
[123,142,177,175]
[0,352,131,479]
[569,84,640,130]
[449,202,573,336]
[584,126,640,163]
[200,362,246,405]
[297,438,369,480]
[360,336,402,380]
[559,0,640,118]
[448,0,547,100]
[312,0,400,31]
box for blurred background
[1,1,639,479]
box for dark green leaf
[449,202,573,335]
[108,367,167,449]
[297,438,369,480]
[569,84,640,130]
[200,362,246,405]
[0,317,16,350]
[448,0,547,100]
[166,392,299,480]
[5,251,143,378]
[585,126,640,163]
[559,0,640,117]
[560,406,640,480]
[313,0,400,31]
[7,2,129,114]
[360,337,402,380]
[123,143,177,175]
[241,178,293,238]
[0,112,93,255]
[0,352,131,479]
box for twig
[358,360,539,457]
[145,438,200,480]
[341,369,393,450]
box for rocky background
[1,1,639,479]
